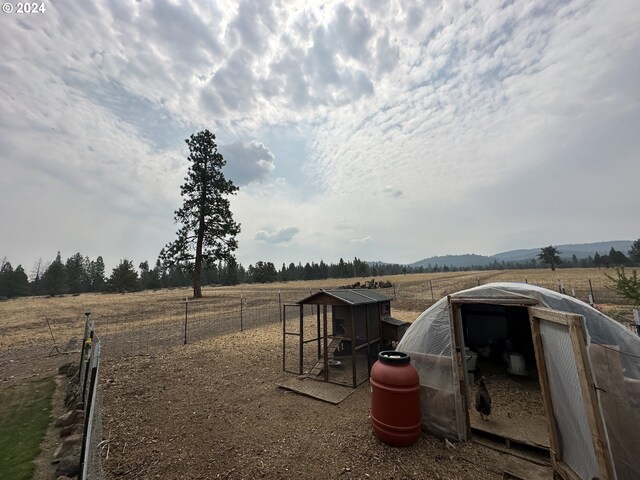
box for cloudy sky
[1,0,638,273]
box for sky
[1,0,639,275]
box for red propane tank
[370,351,421,447]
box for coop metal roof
[297,289,392,306]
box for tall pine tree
[161,130,240,298]
[41,252,67,296]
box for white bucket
[507,353,528,376]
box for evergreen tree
[627,239,640,265]
[303,262,313,280]
[161,129,241,298]
[108,259,139,293]
[41,252,67,296]
[248,261,278,283]
[0,261,14,298]
[319,260,329,279]
[353,257,369,277]
[88,256,106,292]
[606,268,640,304]
[222,257,240,286]
[65,253,88,294]
[139,261,161,290]
[593,252,602,268]
[12,265,30,297]
[278,263,288,282]
[608,248,629,267]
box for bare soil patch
[102,322,530,480]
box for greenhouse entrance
[453,302,615,479]
[454,302,550,452]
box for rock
[58,362,78,377]
[64,384,80,409]
[53,433,83,460]
[59,422,84,438]
[55,409,84,428]
[55,455,80,477]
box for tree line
[1,240,638,300]
[0,253,419,299]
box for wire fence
[77,316,104,480]
[387,274,625,312]
[79,276,629,360]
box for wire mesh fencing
[77,320,104,480]
[86,277,629,361]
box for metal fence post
[240,295,243,331]
[589,278,595,305]
[184,298,188,345]
[278,291,282,323]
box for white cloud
[350,236,372,244]
[254,227,300,245]
[221,140,276,186]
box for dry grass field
[0,268,636,479]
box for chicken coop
[282,289,410,388]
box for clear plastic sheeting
[396,282,640,479]
[589,343,640,480]
[397,299,460,439]
[539,320,598,479]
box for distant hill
[409,254,494,269]
[409,240,634,269]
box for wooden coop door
[528,307,612,480]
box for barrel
[370,351,421,447]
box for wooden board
[276,377,358,404]
[308,338,342,376]
[470,408,550,450]
[503,456,553,480]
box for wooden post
[351,307,357,387]
[240,295,243,332]
[450,301,470,440]
[529,312,561,467]
[323,305,328,382]
[278,291,282,323]
[429,280,434,301]
[364,305,371,377]
[589,279,595,305]
[316,305,321,359]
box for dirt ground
[0,269,635,479]
[100,321,526,480]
